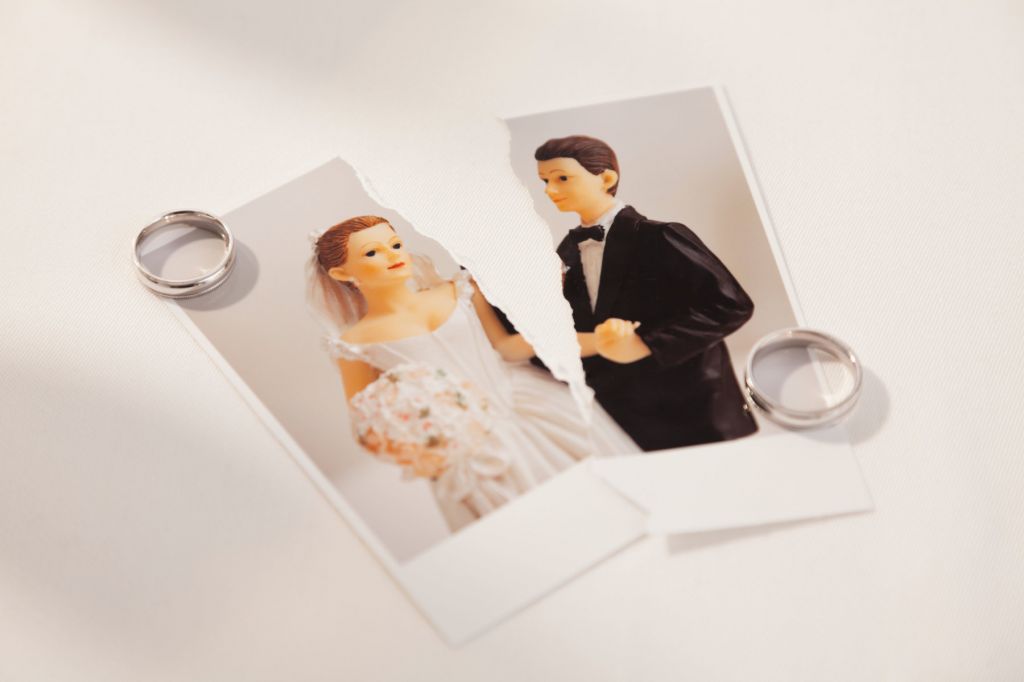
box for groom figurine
[535,135,758,450]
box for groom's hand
[595,318,652,363]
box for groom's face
[537,157,615,216]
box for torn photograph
[505,88,803,452]
[160,86,869,642]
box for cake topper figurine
[536,134,759,449]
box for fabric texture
[327,270,640,530]
[576,199,626,310]
[556,205,759,450]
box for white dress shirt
[577,199,626,311]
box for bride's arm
[576,332,599,357]
[335,357,381,401]
[468,282,537,362]
[469,280,599,361]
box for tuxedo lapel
[557,235,596,329]
[592,206,641,322]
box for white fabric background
[2,1,1022,679]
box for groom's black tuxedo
[558,206,758,451]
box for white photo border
[165,85,871,644]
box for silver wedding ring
[133,210,236,299]
[744,328,862,429]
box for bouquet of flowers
[349,363,504,490]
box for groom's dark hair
[534,135,620,196]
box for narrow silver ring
[133,210,235,299]
[743,327,862,429]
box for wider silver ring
[744,327,862,429]
[133,210,236,299]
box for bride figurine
[306,215,639,531]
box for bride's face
[329,223,412,288]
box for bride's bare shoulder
[340,317,389,345]
[422,279,459,302]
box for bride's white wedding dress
[327,270,640,531]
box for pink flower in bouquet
[350,363,499,485]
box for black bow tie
[568,225,605,244]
